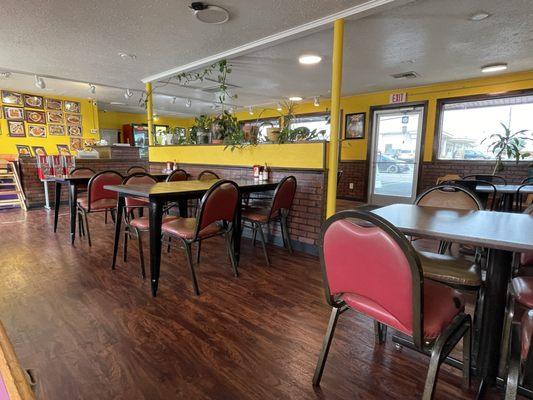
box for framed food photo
[64,100,81,113]
[31,146,47,157]
[67,124,82,136]
[344,112,366,139]
[56,144,71,156]
[65,113,82,125]
[16,145,32,157]
[25,110,46,124]
[70,137,83,152]
[8,121,25,137]
[3,106,24,121]
[46,110,63,124]
[45,98,63,110]
[28,124,47,138]
[1,91,23,106]
[24,94,44,109]
[48,124,65,136]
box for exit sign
[389,93,407,104]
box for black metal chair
[467,174,507,185]
[449,177,497,211]
[517,177,533,212]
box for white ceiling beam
[142,0,409,83]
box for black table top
[48,171,170,183]
[476,184,533,194]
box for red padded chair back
[123,173,156,209]
[166,169,188,182]
[127,166,147,174]
[87,170,123,211]
[320,210,423,346]
[269,176,297,219]
[70,167,95,176]
[196,180,238,236]
[521,205,533,266]
[198,170,220,181]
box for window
[239,117,280,142]
[290,113,330,140]
[437,94,533,160]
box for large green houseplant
[482,123,532,174]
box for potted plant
[212,111,239,144]
[192,115,213,144]
[482,123,531,174]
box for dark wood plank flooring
[0,208,505,399]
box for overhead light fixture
[34,75,46,89]
[190,2,230,24]
[88,84,96,94]
[0,71,11,80]
[289,96,302,102]
[118,52,137,60]
[185,98,192,108]
[109,101,125,105]
[469,12,491,21]
[276,103,282,111]
[481,63,508,73]
[313,96,320,107]
[124,88,133,99]
[299,54,322,65]
[248,106,254,115]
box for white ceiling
[0,0,532,116]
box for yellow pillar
[146,82,154,146]
[326,19,344,218]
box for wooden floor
[0,208,505,399]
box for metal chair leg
[196,241,202,264]
[104,209,108,224]
[505,322,521,400]
[123,228,128,262]
[462,318,472,389]
[110,209,116,224]
[225,232,238,277]
[255,222,270,267]
[374,321,387,344]
[167,236,172,253]
[83,211,92,247]
[80,213,86,237]
[252,227,257,247]
[136,229,146,279]
[281,215,293,253]
[183,241,200,295]
[499,292,515,378]
[312,306,344,386]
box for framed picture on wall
[344,112,366,139]
[28,124,47,138]
[25,110,46,124]
[16,145,32,157]
[65,114,82,124]
[56,144,71,156]
[70,137,83,151]
[45,98,63,110]
[1,91,23,106]
[67,125,82,136]
[31,146,47,157]
[64,100,80,113]
[48,124,65,136]
[8,121,25,137]
[46,111,64,123]
[23,94,44,109]
[3,106,24,121]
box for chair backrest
[195,180,239,237]
[166,169,188,182]
[87,170,123,211]
[123,173,156,209]
[465,174,507,185]
[522,177,533,184]
[416,184,483,211]
[127,166,147,174]
[517,184,533,211]
[451,178,496,210]
[436,174,461,185]
[269,176,297,220]
[198,170,220,181]
[70,167,95,176]
[320,210,423,347]
[521,205,533,266]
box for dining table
[50,171,169,244]
[372,204,533,396]
[476,184,533,211]
[105,178,279,297]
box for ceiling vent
[391,71,420,79]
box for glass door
[368,106,424,205]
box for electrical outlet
[349,183,354,190]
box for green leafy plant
[481,123,532,173]
[211,111,239,142]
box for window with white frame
[239,117,280,142]
[290,113,330,140]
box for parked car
[377,154,410,173]
[463,149,490,159]
[395,149,416,163]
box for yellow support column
[146,82,154,146]
[326,19,344,218]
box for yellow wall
[0,91,99,156]
[98,110,194,132]
[149,142,325,169]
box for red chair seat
[512,277,533,309]
[342,279,464,339]
[522,252,533,267]
[162,218,221,240]
[242,207,270,223]
[522,310,533,361]
[130,215,179,231]
[77,196,116,211]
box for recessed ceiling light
[469,12,491,21]
[110,101,125,105]
[289,96,303,102]
[190,2,230,24]
[124,88,134,99]
[299,54,322,65]
[185,98,192,108]
[481,63,508,73]
[118,52,137,60]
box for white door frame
[367,104,426,205]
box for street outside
[373,164,415,197]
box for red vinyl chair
[126,166,147,175]
[198,170,220,181]
[162,180,239,295]
[313,210,471,399]
[505,311,533,399]
[166,169,188,182]
[242,176,296,266]
[121,173,178,278]
[76,170,123,246]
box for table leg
[43,180,51,210]
[69,183,78,245]
[476,248,513,391]
[233,191,243,263]
[149,200,163,297]
[503,193,514,212]
[178,199,188,217]
[111,195,124,270]
[53,182,61,233]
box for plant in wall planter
[482,122,532,174]
[192,115,213,144]
[212,110,239,145]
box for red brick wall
[337,160,368,201]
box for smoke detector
[190,2,229,24]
